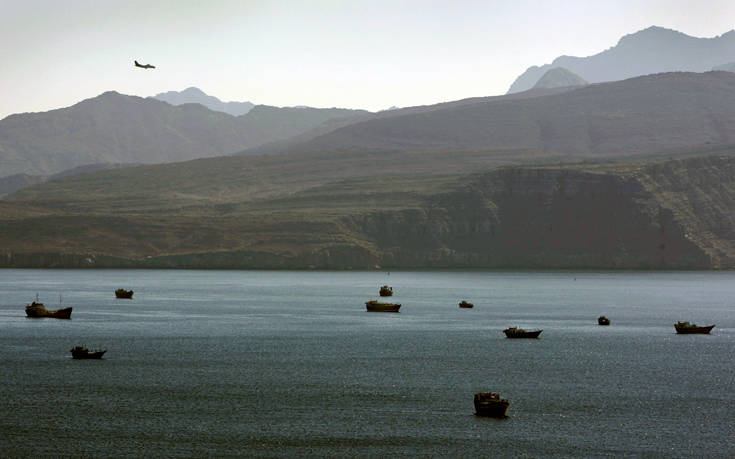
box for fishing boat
[503,327,542,338]
[474,392,510,418]
[379,285,393,297]
[115,288,134,299]
[365,300,401,312]
[459,300,474,308]
[70,346,106,359]
[598,316,610,325]
[25,295,72,319]
[674,321,714,334]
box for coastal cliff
[339,165,710,269]
[2,154,733,269]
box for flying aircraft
[134,60,155,69]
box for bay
[1,269,733,457]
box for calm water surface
[1,269,733,457]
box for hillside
[0,163,137,197]
[240,86,577,156]
[153,87,255,116]
[508,26,735,93]
[261,72,735,160]
[0,92,367,177]
[2,153,735,269]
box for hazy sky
[1,0,734,118]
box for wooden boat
[70,346,106,359]
[474,392,509,418]
[379,285,393,297]
[365,300,401,312]
[25,301,72,319]
[115,288,134,299]
[674,321,714,334]
[459,300,474,308]
[598,316,610,325]
[503,327,542,338]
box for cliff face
[340,166,710,269]
[633,155,735,267]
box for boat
[379,285,393,297]
[474,392,510,418]
[70,346,106,359]
[365,300,401,312]
[598,316,610,325]
[503,327,542,338]
[25,297,72,319]
[115,288,134,299]
[674,321,715,334]
[459,300,474,308]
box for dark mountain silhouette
[153,87,255,116]
[260,72,735,160]
[0,91,367,176]
[508,26,735,93]
[532,67,587,89]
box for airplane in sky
[134,60,155,69]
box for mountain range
[0,92,366,177]
[252,71,735,161]
[4,71,735,269]
[508,26,735,93]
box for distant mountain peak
[180,87,207,96]
[153,87,255,116]
[508,26,735,94]
[99,90,124,98]
[616,25,690,46]
[532,67,587,90]
[631,25,682,36]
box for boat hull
[503,328,542,338]
[459,301,474,308]
[675,325,714,334]
[71,349,106,359]
[474,393,509,418]
[365,301,401,312]
[598,316,610,325]
[25,305,72,319]
[115,289,134,299]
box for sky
[1,0,734,119]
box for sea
[1,269,733,458]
